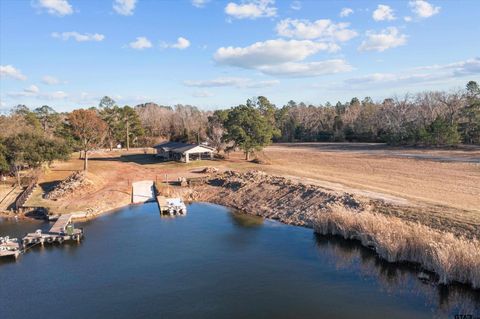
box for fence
[14,175,38,212]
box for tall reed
[314,206,480,289]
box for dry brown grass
[261,143,480,213]
[314,206,480,289]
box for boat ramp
[131,179,187,216]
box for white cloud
[413,57,480,76]
[161,37,191,50]
[113,0,137,16]
[344,57,480,88]
[409,0,440,18]
[340,8,353,17]
[192,0,210,8]
[359,27,407,52]
[46,91,68,100]
[7,85,68,100]
[290,1,301,10]
[225,0,277,19]
[24,85,40,94]
[192,90,214,98]
[42,75,60,85]
[372,4,396,21]
[52,32,105,42]
[129,37,153,50]
[243,79,280,88]
[258,60,353,77]
[404,16,412,22]
[172,37,191,49]
[184,77,279,88]
[215,39,339,69]
[451,58,480,76]
[276,18,357,42]
[34,0,73,16]
[0,65,27,81]
[345,73,434,85]
[214,39,351,77]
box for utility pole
[126,117,130,151]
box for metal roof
[153,141,193,150]
[153,142,214,153]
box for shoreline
[3,169,479,290]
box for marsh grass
[314,206,480,289]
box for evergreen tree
[120,106,144,150]
[223,104,275,160]
[460,81,480,144]
[100,105,122,150]
[34,105,60,136]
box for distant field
[257,143,480,212]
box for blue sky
[0,0,479,112]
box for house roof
[173,144,214,153]
[153,141,214,153]
[153,141,192,150]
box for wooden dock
[50,214,73,233]
[22,213,83,248]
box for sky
[0,0,479,112]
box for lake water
[1,203,479,319]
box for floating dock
[0,237,21,260]
[22,213,83,248]
[156,195,187,216]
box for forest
[0,80,479,174]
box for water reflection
[2,205,480,319]
[314,234,480,317]
[229,211,264,228]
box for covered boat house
[153,142,215,163]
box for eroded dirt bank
[191,170,479,240]
[192,170,362,226]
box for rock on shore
[44,171,94,201]
[196,170,365,227]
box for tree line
[138,81,480,151]
[274,81,480,146]
[0,81,478,177]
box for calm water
[0,203,479,319]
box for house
[153,141,215,163]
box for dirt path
[0,185,22,212]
